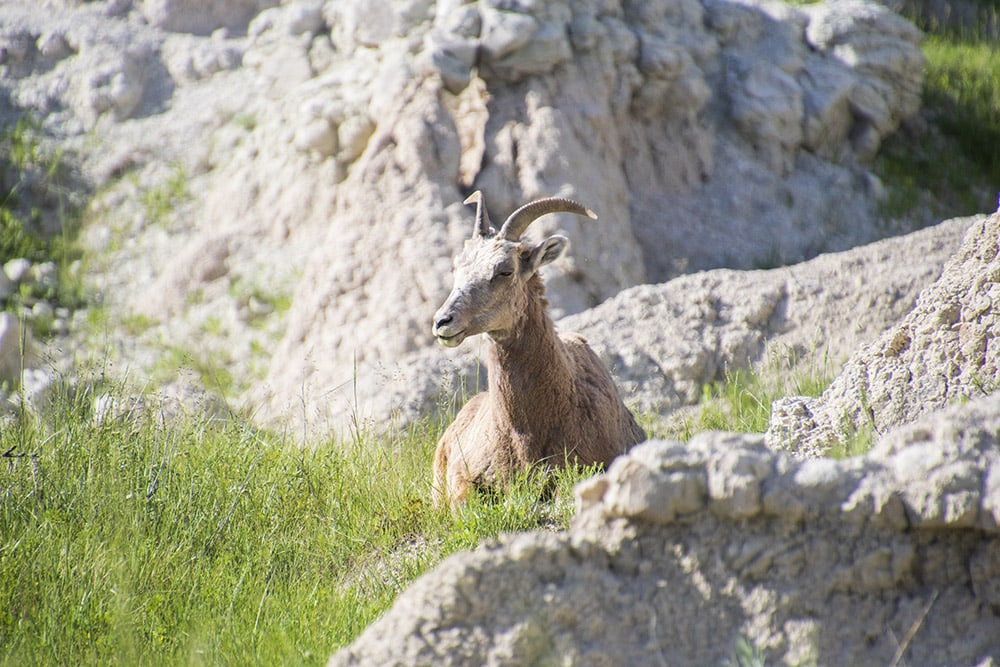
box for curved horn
[499,197,598,241]
[463,190,493,238]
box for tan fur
[432,255,646,508]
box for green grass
[694,368,780,435]
[142,165,189,227]
[228,278,294,328]
[650,350,881,460]
[231,112,257,132]
[0,358,849,664]
[724,636,769,667]
[875,32,1000,221]
[898,0,1000,43]
[0,115,86,313]
[922,35,1000,187]
[0,379,591,665]
[147,345,236,398]
[661,350,836,443]
[827,425,876,460]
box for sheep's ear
[524,235,568,274]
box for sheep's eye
[493,267,514,280]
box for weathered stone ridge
[565,216,972,417]
[330,395,1000,666]
[768,211,1000,456]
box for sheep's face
[433,234,567,347]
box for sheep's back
[559,332,646,463]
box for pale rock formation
[0,0,929,436]
[139,0,280,36]
[161,33,245,85]
[767,211,1000,456]
[802,0,924,159]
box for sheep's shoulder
[558,332,617,395]
[557,331,594,357]
[557,331,642,461]
[559,331,588,345]
[559,331,605,368]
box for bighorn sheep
[432,191,646,507]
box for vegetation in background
[659,349,836,443]
[1,117,52,263]
[724,636,769,667]
[0,115,85,311]
[875,27,1000,221]
[0,354,861,664]
[827,424,876,460]
[229,277,294,328]
[921,35,1000,188]
[141,164,189,227]
[153,345,237,397]
[896,0,1000,42]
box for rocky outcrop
[565,214,972,416]
[0,0,926,436]
[139,0,279,36]
[767,210,1000,456]
[329,394,1000,666]
[247,0,927,435]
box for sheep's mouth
[436,331,466,347]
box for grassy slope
[0,348,840,665]
[0,382,591,665]
[875,34,1000,222]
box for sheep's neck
[487,277,573,451]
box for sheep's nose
[433,306,464,347]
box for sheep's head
[433,191,597,347]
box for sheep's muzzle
[432,310,467,347]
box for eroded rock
[766,211,1000,456]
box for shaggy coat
[432,193,646,507]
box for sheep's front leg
[433,427,475,509]
[432,439,450,508]
[433,394,488,508]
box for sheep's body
[432,193,646,507]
